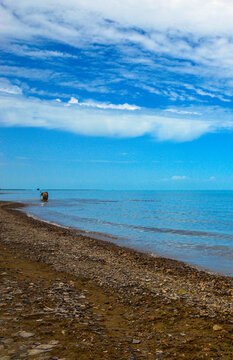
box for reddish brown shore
[0,201,232,360]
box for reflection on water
[1,189,233,275]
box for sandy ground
[0,200,232,359]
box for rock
[19,345,27,351]
[36,343,57,350]
[8,349,16,355]
[132,339,140,344]
[2,339,13,344]
[79,295,86,299]
[49,340,59,345]
[213,325,223,331]
[28,349,47,356]
[19,331,35,338]
[28,342,58,356]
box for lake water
[1,189,233,276]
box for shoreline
[1,200,232,306]
[20,201,232,278]
[0,200,232,359]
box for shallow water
[1,189,233,276]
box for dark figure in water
[40,192,48,201]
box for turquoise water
[1,190,233,276]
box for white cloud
[0,78,22,95]
[2,1,233,79]
[139,84,162,95]
[68,97,79,104]
[0,92,232,142]
[184,85,231,102]
[67,97,140,110]
[81,100,140,111]
[0,65,54,81]
[171,176,187,180]
[152,118,212,142]
[2,1,233,102]
[3,0,233,39]
[60,80,111,94]
[164,109,201,116]
[0,43,76,59]
[2,1,233,140]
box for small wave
[25,211,126,243]
[131,225,233,240]
[128,199,160,203]
[82,216,233,240]
[33,211,233,241]
[25,212,70,229]
[72,199,119,204]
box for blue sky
[0,0,233,189]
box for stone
[213,325,223,331]
[132,339,140,344]
[49,340,59,345]
[28,342,58,356]
[28,349,47,356]
[36,343,57,350]
[19,331,35,338]
[2,339,13,344]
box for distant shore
[0,200,232,359]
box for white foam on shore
[24,210,124,242]
[24,211,70,230]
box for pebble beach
[0,201,232,359]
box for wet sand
[0,201,232,359]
